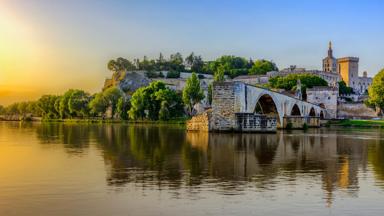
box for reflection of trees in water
[32,124,383,202]
[35,123,91,154]
[368,140,384,183]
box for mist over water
[1,122,384,215]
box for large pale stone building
[321,42,372,94]
[337,57,372,94]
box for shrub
[166,70,180,78]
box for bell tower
[322,41,337,73]
[328,41,333,57]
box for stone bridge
[211,81,327,131]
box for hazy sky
[1,0,384,104]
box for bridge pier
[283,116,320,129]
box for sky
[1,0,384,104]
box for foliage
[208,83,213,105]
[269,74,328,98]
[103,87,125,117]
[59,89,75,118]
[37,95,61,119]
[107,57,136,73]
[145,71,160,78]
[214,66,225,81]
[128,81,184,120]
[0,105,4,114]
[116,97,130,120]
[88,92,108,116]
[185,52,204,73]
[207,55,250,78]
[88,87,124,118]
[367,69,384,113]
[182,73,205,115]
[166,70,180,78]
[338,81,354,95]
[106,54,279,79]
[68,90,91,117]
[1,87,125,120]
[249,59,278,75]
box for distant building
[306,86,339,119]
[323,41,338,73]
[268,67,340,85]
[337,57,372,94]
[233,74,269,85]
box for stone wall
[186,110,211,132]
[283,116,320,128]
[337,103,377,119]
[236,113,277,132]
[306,87,338,119]
[211,82,237,131]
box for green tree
[37,95,60,119]
[208,55,250,78]
[214,65,225,81]
[59,89,75,118]
[367,69,384,114]
[158,101,170,120]
[168,52,184,71]
[128,81,183,120]
[116,97,130,120]
[338,81,354,95]
[107,57,136,73]
[128,88,146,120]
[68,90,91,117]
[166,70,180,78]
[17,102,28,115]
[0,105,4,115]
[182,73,205,115]
[249,59,278,75]
[186,52,204,73]
[89,93,108,117]
[208,83,213,105]
[269,74,328,99]
[103,87,124,118]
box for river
[0,122,384,215]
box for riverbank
[0,116,188,125]
[329,119,384,128]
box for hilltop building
[323,41,338,73]
[321,42,372,94]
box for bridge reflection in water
[29,123,384,206]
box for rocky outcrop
[103,71,151,93]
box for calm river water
[1,122,384,215]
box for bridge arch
[320,111,325,119]
[254,93,281,126]
[309,107,316,117]
[290,104,301,116]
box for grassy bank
[329,119,384,128]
